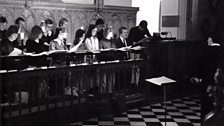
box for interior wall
[104,0,132,7]
[132,0,160,33]
[0,0,138,45]
[61,0,94,4]
[160,0,179,39]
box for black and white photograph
[0,0,224,126]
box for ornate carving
[109,12,121,23]
[89,12,105,24]
[75,11,87,21]
[21,9,35,19]
[73,11,88,30]
[0,7,14,26]
[35,10,55,24]
[0,1,138,43]
[126,15,135,22]
[56,10,71,23]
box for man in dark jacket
[114,26,130,60]
[114,26,131,90]
[128,20,152,46]
[0,16,8,41]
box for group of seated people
[0,17,153,104]
[0,16,152,61]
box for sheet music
[145,76,176,86]
[131,46,143,51]
[8,48,22,56]
[116,46,132,51]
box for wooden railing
[0,49,145,126]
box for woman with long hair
[26,25,45,54]
[85,24,99,51]
[49,27,67,51]
[69,29,86,52]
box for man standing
[128,20,152,87]
[128,20,152,46]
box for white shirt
[85,36,99,50]
[120,36,128,47]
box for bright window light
[132,0,161,33]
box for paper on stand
[145,76,176,86]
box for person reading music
[49,27,67,66]
[48,27,68,95]
[99,26,116,93]
[14,17,27,50]
[69,29,86,52]
[114,26,132,90]
[49,27,67,51]
[100,26,116,50]
[128,21,151,87]
[40,19,54,51]
[85,24,99,51]
[128,20,152,46]
[85,24,100,96]
[0,25,22,56]
[69,29,86,63]
[114,26,130,60]
[26,25,45,54]
[55,18,69,47]
[99,26,116,61]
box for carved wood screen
[0,0,138,45]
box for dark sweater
[0,38,14,56]
[128,26,152,45]
[26,39,45,54]
[0,30,6,41]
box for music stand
[145,76,176,126]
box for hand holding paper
[8,48,22,56]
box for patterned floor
[69,95,201,126]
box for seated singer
[114,26,130,60]
[114,26,131,90]
[0,25,22,56]
[128,21,151,88]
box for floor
[69,95,201,126]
